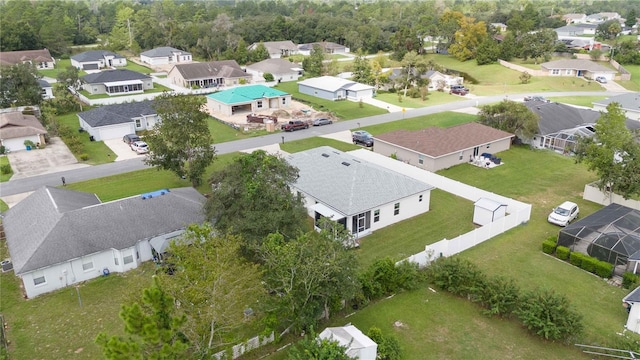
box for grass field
[618,64,640,91]
[546,95,608,107]
[375,89,468,108]
[0,156,13,182]
[275,81,388,119]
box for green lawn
[123,62,154,74]
[546,96,608,107]
[0,199,8,213]
[362,111,477,135]
[618,64,640,91]
[280,137,360,153]
[0,156,13,182]
[56,112,116,165]
[375,90,469,108]
[37,59,87,79]
[275,81,388,120]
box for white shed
[623,286,640,334]
[318,325,377,360]
[473,198,507,226]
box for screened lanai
[557,204,640,274]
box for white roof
[319,325,377,357]
[298,76,356,92]
[474,198,506,212]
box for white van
[548,201,579,226]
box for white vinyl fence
[212,331,275,359]
[583,183,640,210]
[349,150,532,268]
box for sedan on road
[313,118,333,126]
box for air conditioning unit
[1,259,13,272]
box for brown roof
[375,122,514,158]
[0,111,48,139]
[0,49,54,66]
[170,60,250,81]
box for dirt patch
[208,100,337,129]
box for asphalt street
[0,91,619,197]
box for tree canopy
[477,100,539,141]
[575,102,640,200]
[0,63,42,108]
[145,93,216,187]
[287,328,352,360]
[204,150,308,254]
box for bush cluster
[542,240,614,279]
[426,257,583,342]
[542,236,557,254]
[58,124,85,155]
[0,164,12,175]
[623,273,640,289]
[359,258,421,301]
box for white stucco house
[77,100,159,141]
[247,41,299,59]
[298,76,374,101]
[0,109,48,152]
[3,186,206,299]
[318,325,377,360]
[623,287,640,334]
[71,50,127,70]
[38,79,54,100]
[540,59,616,81]
[81,69,154,96]
[593,92,640,121]
[245,58,303,83]
[140,47,192,66]
[286,146,434,239]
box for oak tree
[478,100,539,141]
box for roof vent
[341,161,351,166]
[141,189,170,200]
[322,153,330,157]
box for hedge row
[543,238,614,279]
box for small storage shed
[318,325,377,360]
[623,286,640,334]
[473,198,507,226]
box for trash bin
[89,136,95,141]
[26,145,31,151]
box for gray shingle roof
[82,69,150,84]
[246,58,300,74]
[171,60,248,81]
[541,59,616,73]
[0,49,54,66]
[523,101,600,135]
[71,50,125,62]
[78,100,157,127]
[593,92,640,113]
[140,47,191,58]
[4,186,206,274]
[250,41,298,54]
[0,111,48,138]
[286,146,433,216]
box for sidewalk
[359,97,403,112]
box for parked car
[595,76,607,84]
[449,85,469,96]
[524,95,549,102]
[131,141,149,154]
[123,134,141,145]
[313,118,333,126]
[547,201,579,226]
[281,120,309,132]
[352,130,374,147]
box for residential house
[373,123,514,172]
[77,100,159,141]
[38,79,54,100]
[0,110,48,151]
[286,146,434,238]
[167,60,251,89]
[490,23,508,32]
[298,76,374,101]
[206,84,291,117]
[387,69,463,91]
[247,41,298,59]
[574,23,598,35]
[0,49,55,69]
[81,69,153,96]
[318,325,377,360]
[298,42,350,55]
[562,13,587,24]
[245,58,303,83]
[623,286,640,335]
[540,59,616,81]
[586,12,621,24]
[554,25,585,37]
[3,186,206,298]
[140,47,192,66]
[593,92,640,121]
[523,100,640,153]
[71,50,127,70]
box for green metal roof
[206,85,289,105]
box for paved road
[0,91,621,197]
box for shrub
[595,261,614,278]
[555,246,570,260]
[359,258,421,299]
[580,256,598,273]
[263,73,274,82]
[0,164,12,175]
[367,327,402,360]
[542,239,557,254]
[79,153,89,161]
[24,140,36,148]
[516,288,583,342]
[478,275,520,317]
[426,257,486,298]
[623,272,640,289]
[569,252,584,267]
[0,146,5,154]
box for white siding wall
[2,135,41,152]
[298,84,338,101]
[112,58,127,67]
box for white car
[595,76,607,84]
[548,201,579,226]
[130,141,149,154]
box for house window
[418,155,424,165]
[565,69,572,75]
[123,254,134,264]
[282,98,286,104]
[114,256,119,265]
[82,259,94,271]
[419,195,423,202]
[374,209,380,222]
[33,271,46,286]
[257,100,263,108]
[351,211,371,233]
[135,119,141,128]
[459,152,464,160]
[394,203,400,216]
[552,69,560,75]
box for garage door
[98,124,134,141]
[2,137,32,152]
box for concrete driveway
[597,80,628,92]
[6,137,89,180]
[104,138,145,161]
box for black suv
[352,130,374,147]
[123,134,141,145]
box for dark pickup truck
[281,120,309,132]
